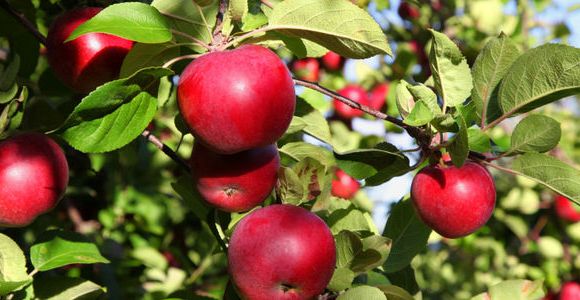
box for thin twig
[220,26,272,50]
[210,0,228,48]
[294,78,430,147]
[142,130,190,172]
[0,0,47,45]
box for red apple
[333,84,370,120]
[331,169,360,200]
[228,204,336,300]
[369,82,389,111]
[177,45,296,154]
[46,7,134,94]
[321,51,344,71]
[560,282,580,300]
[411,161,496,238]
[190,142,279,212]
[0,133,69,227]
[292,58,320,82]
[398,2,421,20]
[555,195,580,223]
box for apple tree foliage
[0,0,579,299]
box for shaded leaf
[428,29,472,107]
[33,277,104,300]
[269,0,391,58]
[492,44,580,122]
[471,33,521,125]
[30,230,109,271]
[337,285,387,300]
[510,114,561,153]
[382,200,431,273]
[471,280,544,300]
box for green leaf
[57,67,172,153]
[132,247,168,270]
[428,29,473,108]
[385,265,420,296]
[337,286,387,300]
[492,44,580,123]
[395,80,414,118]
[471,33,521,125]
[511,153,580,205]
[471,280,545,300]
[406,84,441,115]
[365,157,411,187]
[448,107,469,167]
[67,3,172,43]
[510,114,561,153]
[327,206,374,235]
[279,142,335,167]
[0,53,19,91]
[33,277,105,300]
[120,42,181,78]
[403,100,434,126]
[335,143,407,180]
[537,236,563,259]
[152,0,218,52]
[0,233,31,296]
[280,35,329,58]
[467,127,491,153]
[30,230,109,272]
[295,97,333,145]
[269,0,391,58]
[328,267,356,292]
[376,285,414,300]
[229,0,248,21]
[335,230,363,269]
[382,200,431,273]
[279,157,332,206]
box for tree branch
[0,0,47,45]
[142,130,190,173]
[293,79,431,148]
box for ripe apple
[292,58,320,82]
[46,7,134,94]
[411,161,496,238]
[369,82,389,111]
[190,142,280,212]
[228,204,336,300]
[560,282,580,300]
[331,169,360,200]
[0,133,69,227]
[398,2,421,20]
[333,84,370,120]
[554,195,580,223]
[177,44,296,154]
[321,51,344,71]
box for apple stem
[0,0,47,45]
[141,130,191,173]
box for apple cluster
[333,83,389,121]
[176,45,337,298]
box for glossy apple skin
[398,2,421,20]
[292,58,320,82]
[331,169,360,200]
[555,195,580,223]
[0,133,69,227]
[46,8,133,94]
[369,83,389,111]
[333,84,370,120]
[560,282,580,300]
[228,204,336,300]
[321,51,343,71]
[411,161,496,238]
[177,45,296,154]
[190,142,280,212]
